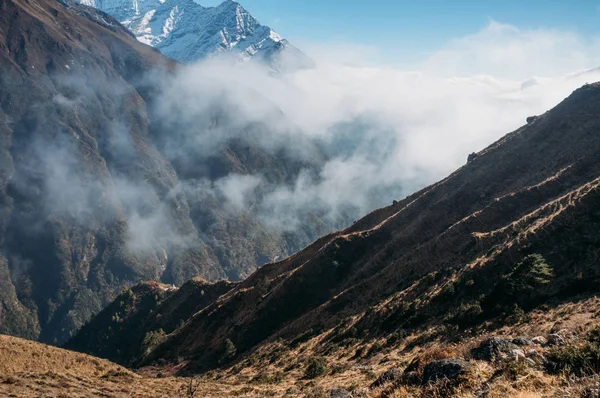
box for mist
[14,20,600,278]
[148,20,600,237]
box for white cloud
[149,21,600,234]
[422,20,600,79]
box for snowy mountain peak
[76,0,313,71]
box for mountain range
[4,0,600,396]
[68,79,600,371]
[76,0,314,71]
[0,0,329,345]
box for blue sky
[200,0,600,66]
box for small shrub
[506,254,553,297]
[142,329,166,354]
[587,324,600,343]
[504,303,526,325]
[498,357,529,380]
[304,357,327,379]
[101,369,131,379]
[546,343,600,376]
[219,339,237,364]
[451,301,483,327]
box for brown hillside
[70,82,600,376]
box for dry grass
[5,296,600,397]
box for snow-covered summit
[77,0,313,71]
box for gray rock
[512,337,534,346]
[526,348,544,357]
[525,349,546,364]
[422,359,472,384]
[507,349,525,358]
[330,388,352,398]
[531,336,547,345]
[371,368,402,388]
[472,337,520,361]
[548,333,566,346]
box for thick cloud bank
[153,21,600,234]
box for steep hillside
[67,278,235,365]
[0,0,329,345]
[70,81,600,391]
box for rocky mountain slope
[68,81,600,395]
[0,0,329,345]
[76,0,313,71]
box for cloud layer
[155,21,600,233]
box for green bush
[504,303,526,325]
[219,339,237,364]
[546,343,600,376]
[304,357,327,379]
[506,254,553,297]
[142,329,166,354]
[499,357,529,380]
[450,301,483,327]
[587,325,600,343]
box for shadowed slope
[87,83,600,372]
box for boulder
[548,333,566,346]
[370,368,402,388]
[531,336,547,346]
[512,337,534,346]
[525,349,546,366]
[421,359,472,384]
[525,349,544,359]
[472,337,519,361]
[330,388,352,398]
[507,349,525,359]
